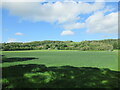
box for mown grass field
[2,50,118,71]
[1,50,119,88]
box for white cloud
[86,11,118,34]
[61,30,74,36]
[7,38,17,43]
[63,23,85,30]
[2,1,104,24]
[15,32,23,35]
[2,1,117,36]
[0,0,2,8]
[2,0,45,2]
[3,0,118,3]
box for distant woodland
[1,39,120,51]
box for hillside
[1,39,120,51]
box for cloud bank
[86,11,118,34]
[2,1,118,36]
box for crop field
[1,50,119,88]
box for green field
[2,50,118,71]
[1,50,119,88]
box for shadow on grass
[1,55,38,63]
[2,64,120,88]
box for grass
[2,64,120,88]
[2,50,118,71]
[1,50,119,88]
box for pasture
[1,50,119,88]
[2,50,118,71]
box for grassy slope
[2,50,118,71]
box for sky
[1,0,119,42]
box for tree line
[1,39,120,51]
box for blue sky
[1,1,118,42]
